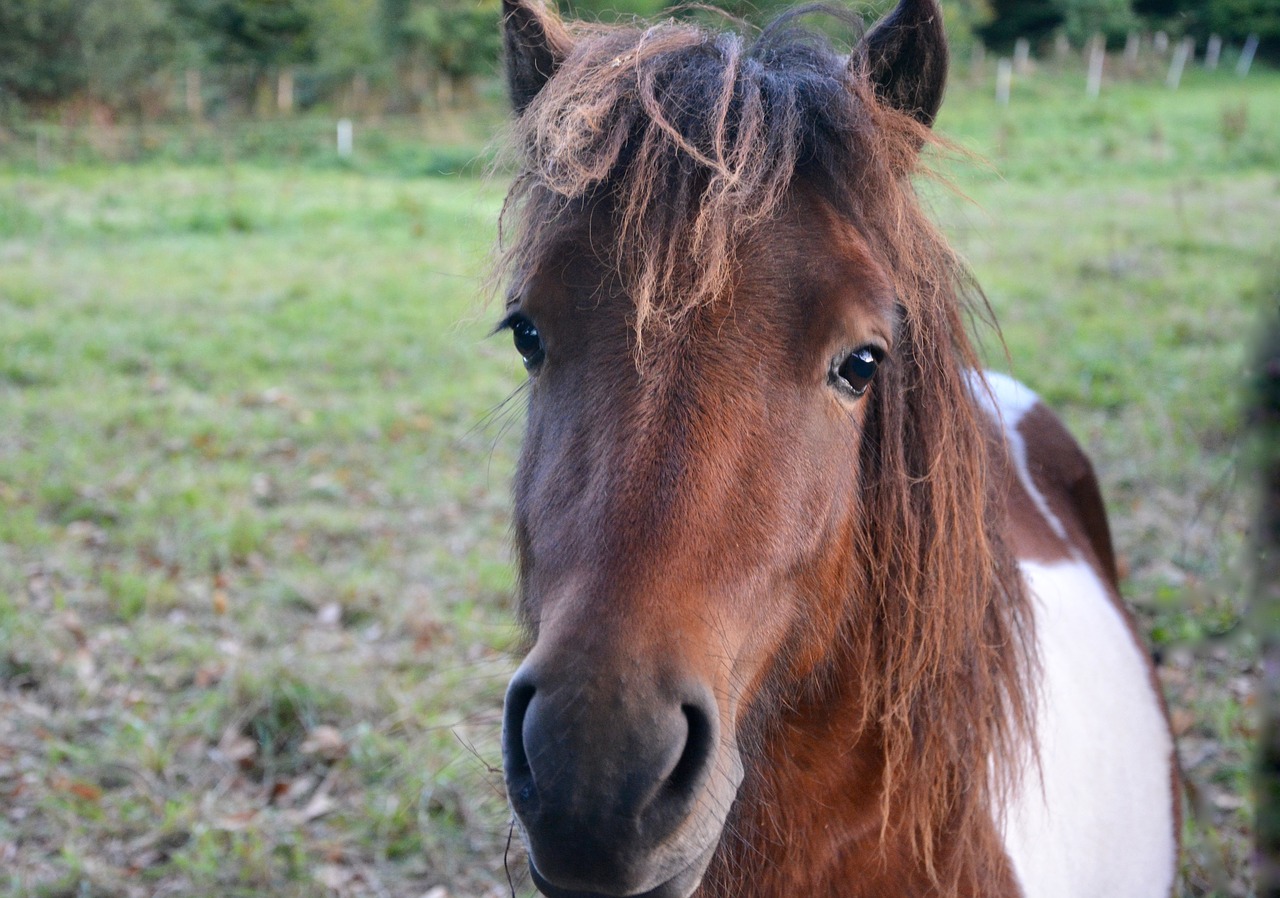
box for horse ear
[503,0,573,114]
[856,0,949,127]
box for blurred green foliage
[0,0,1274,119]
[1057,0,1139,45]
[0,0,184,110]
[1137,0,1280,45]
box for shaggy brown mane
[497,3,1036,893]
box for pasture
[0,59,1275,897]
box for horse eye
[510,316,545,369]
[832,348,879,397]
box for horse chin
[512,726,743,898]
[527,839,717,898]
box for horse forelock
[497,8,915,340]
[496,8,1037,894]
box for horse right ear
[856,0,949,127]
[502,0,573,114]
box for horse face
[497,2,948,894]
[501,189,897,897]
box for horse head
[495,2,1028,895]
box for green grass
[1,62,1274,897]
[0,163,521,896]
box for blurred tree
[172,0,315,68]
[1203,0,1280,45]
[310,0,382,79]
[939,0,994,52]
[1131,0,1189,17]
[81,0,184,112]
[383,0,501,106]
[0,0,84,106]
[1057,0,1138,44]
[170,0,317,113]
[978,0,1064,48]
[0,0,181,113]
[1133,0,1278,53]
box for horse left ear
[503,0,574,114]
[856,0,949,127]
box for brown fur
[497,3,1036,895]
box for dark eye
[831,347,880,397]
[510,316,545,369]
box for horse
[491,1,1179,895]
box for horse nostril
[666,699,716,798]
[502,676,537,810]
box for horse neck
[699,605,1021,898]
[703,723,1019,898]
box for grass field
[1,56,1276,898]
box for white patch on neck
[1002,559,1177,898]
[968,371,1071,544]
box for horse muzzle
[502,654,743,898]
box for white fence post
[1166,37,1192,89]
[1238,34,1259,77]
[337,119,354,158]
[1014,37,1031,74]
[1205,34,1222,70]
[1086,36,1105,99]
[996,58,1012,107]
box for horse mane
[497,4,1035,892]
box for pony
[491,1,1179,895]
